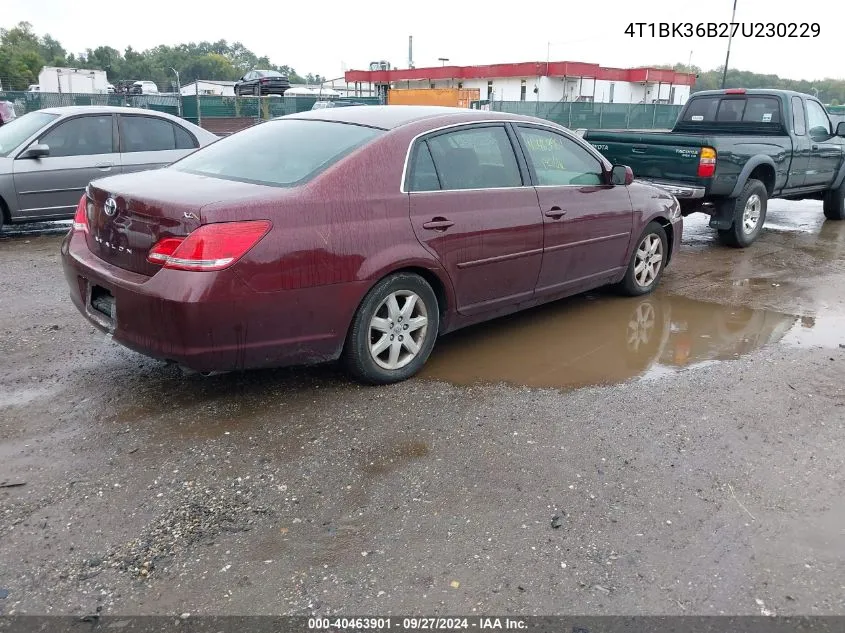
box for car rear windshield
[679,96,782,126]
[171,119,383,187]
[0,111,58,157]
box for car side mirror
[809,125,831,140]
[20,143,50,159]
[836,121,845,137]
[610,164,634,186]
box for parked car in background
[0,101,15,127]
[129,81,159,95]
[234,70,291,96]
[0,106,217,229]
[584,89,845,247]
[61,106,681,384]
[28,85,40,93]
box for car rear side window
[407,141,441,192]
[425,125,522,190]
[120,116,194,153]
[40,115,114,157]
[172,119,383,187]
[792,97,806,135]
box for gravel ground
[0,201,844,617]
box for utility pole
[721,0,738,88]
[169,67,182,117]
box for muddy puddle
[420,293,845,390]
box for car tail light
[698,147,717,178]
[72,194,89,233]
[724,88,746,94]
[147,220,271,272]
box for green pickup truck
[583,89,845,247]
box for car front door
[119,114,199,175]
[806,98,844,188]
[13,113,118,220]
[407,123,543,316]
[513,124,633,295]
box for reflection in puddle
[421,293,841,390]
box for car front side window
[516,126,603,186]
[39,115,114,158]
[806,100,832,139]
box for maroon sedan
[61,106,682,384]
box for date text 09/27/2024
[624,22,820,38]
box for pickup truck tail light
[698,147,717,178]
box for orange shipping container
[387,88,481,108]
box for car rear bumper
[61,230,361,372]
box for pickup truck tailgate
[584,131,714,187]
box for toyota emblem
[104,197,117,217]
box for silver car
[0,106,217,229]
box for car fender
[831,159,845,190]
[729,155,777,198]
[356,243,457,318]
[0,168,19,220]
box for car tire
[717,178,768,248]
[822,178,845,220]
[616,221,668,297]
[343,273,440,385]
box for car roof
[286,105,544,130]
[39,105,168,116]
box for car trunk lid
[85,169,263,276]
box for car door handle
[95,162,113,171]
[422,217,454,231]
[812,145,819,150]
[544,207,567,219]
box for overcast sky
[6,0,841,81]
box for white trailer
[37,67,110,94]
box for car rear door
[407,123,544,316]
[13,113,118,220]
[118,114,199,175]
[513,123,633,294]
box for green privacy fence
[3,91,842,132]
[179,95,322,124]
[478,101,684,130]
[0,91,369,126]
[0,91,181,117]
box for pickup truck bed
[584,89,845,247]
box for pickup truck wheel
[717,179,767,248]
[822,180,845,220]
[616,222,668,297]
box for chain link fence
[475,101,684,130]
[4,91,841,133]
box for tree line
[0,22,325,91]
[662,63,845,105]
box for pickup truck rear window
[681,96,781,124]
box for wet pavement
[1,200,844,616]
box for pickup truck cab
[584,89,845,247]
